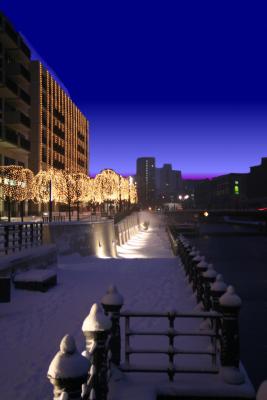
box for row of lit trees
[0,166,137,222]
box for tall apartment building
[30,61,88,174]
[156,163,182,202]
[0,12,31,168]
[136,157,156,206]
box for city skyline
[1,1,267,178]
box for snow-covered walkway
[0,212,254,399]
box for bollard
[219,286,244,384]
[257,381,267,400]
[210,274,227,312]
[202,264,217,311]
[182,244,194,269]
[101,285,124,366]
[189,253,203,286]
[47,334,90,400]
[192,255,205,293]
[195,260,208,304]
[185,248,198,274]
[82,303,112,400]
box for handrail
[121,309,220,381]
[0,222,43,255]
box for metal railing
[0,222,43,255]
[121,310,221,381]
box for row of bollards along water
[175,233,267,400]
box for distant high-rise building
[136,157,156,206]
[156,163,182,202]
[30,61,89,174]
[0,12,31,168]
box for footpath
[0,212,255,400]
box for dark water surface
[189,223,267,390]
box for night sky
[2,1,267,178]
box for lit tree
[0,166,34,222]
[119,175,129,211]
[129,176,138,204]
[83,176,93,203]
[72,172,88,220]
[93,169,120,213]
[33,169,66,221]
[60,171,76,221]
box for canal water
[189,223,267,390]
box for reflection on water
[189,223,267,390]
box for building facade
[30,61,88,174]
[193,173,248,209]
[247,158,267,207]
[0,12,31,168]
[136,157,156,206]
[156,163,182,203]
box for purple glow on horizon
[85,103,267,178]
[181,173,221,180]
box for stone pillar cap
[82,303,112,332]
[47,335,89,379]
[211,274,227,292]
[196,260,208,269]
[101,285,124,306]
[257,381,267,400]
[203,264,217,278]
[193,254,204,262]
[219,286,242,307]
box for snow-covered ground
[0,212,255,399]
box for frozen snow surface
[0,212,255,399]
[14,269,56,282]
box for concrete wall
[115,212,143,246]
[43,219,117,258]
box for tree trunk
[7,197,11,222]
[68,201,71,221]
[77,201,80,221]
[20,200,24,222]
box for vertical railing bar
[12,224,15,252]
[125,316,130,365]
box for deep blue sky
[2,1,267,177]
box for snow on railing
[47,235,249,400]
[0,221,43,255]
[120,309,221,381]
[47,299,118,400]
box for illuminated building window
[234,184,239,195]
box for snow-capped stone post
[47,334,90,399]
[189,253,203,286]
[101,285,124,366]
[181,242,193,268]
[184,248,198,277]
[219,286,244,384]
[210,274,227,312]
[202,264,217,311]
[82,303,112,400]
[257,381,267,400]
[192,255,205,293]
[195,259,208,304]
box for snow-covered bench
[13,269,57,292]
